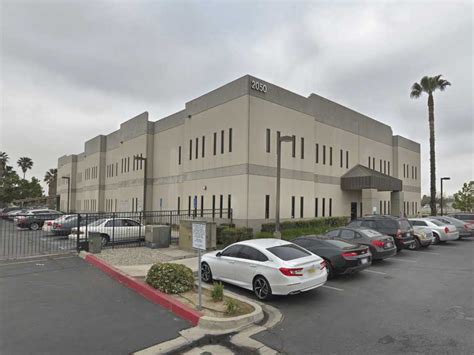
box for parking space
[251,239,474,354]
[0,255,189,354]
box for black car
[16,209,63,230]
[347,215,415,251]
[293,235,371,279]
[325,227,397,260]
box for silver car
[430,216,473,239]
[410,225,435,249]
[409,218,459,244]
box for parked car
[410,225,434,249]
[201,239,327,300]
[449,213,474,225]
[408,218,459,244]
[6,209,29,221]
[430,216,473,239]
[325,227,396,260]
[43,214,76,233]
[68,218,144,246]
[15,209,63,230]
[52,214,103,236]
[347,215,415,251]
[292,235,371,278]
[0,207,22,219]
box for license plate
[307,267,316,274]
[361,258,368,264]
[386,242,393,248]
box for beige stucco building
[57,75,421,230]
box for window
[368,156,371,169]
[326,230,340,238]
[178,146,182,165]
[222,245,242,257]
[292,135,296,158]
[415,166,417,180]
[300,196,304,218]
[200,196,204,217]
[213,132,217,155]
[221,130,224,154]
[384,201,387,214]
[384,160,387,174]
[266,129,271,153]
[202,136,205,158]
[329,146,333,165]
[323,145,326,165]
[388,201,391,215]
[412,166,414,179]
[227,194,232,219]
[239,246,268,262]
[360,202,363,217]
[193,195,198,217]
[301,138,304,159]
[372,157,375,170]
[127,157,130,172]
[380,201,382,214]
[388,161,390,175]
[379,159,382,172]
[177,197,180,214]
[322,198,326,217]
[340,229,355,240]
[265,195,270,219]
[315,144,319,164]
[115,163,118,176]
[195,137,199,159]
[189,139,192,160]
[229,128,232,153]
[219,194,223,218]
[329,198,332,217]
[291,196,295,218]
[188,196,191,216]
[212,195,216,218]
[267,244,310,261]
[341,150,344,168]
[139,153,143,169]
[315,198,319,217]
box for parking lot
[252,239,474,354]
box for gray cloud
[1,0,472,196]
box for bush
[225,298,238,315]
[211,282,224,302]
[217,226,253,246]
[146,263,195,294]
[261,217,348,233]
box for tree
[0,151,8,176]
[421,195,430,207]
[410,75,451,216]
[452,181,474,212]
[44,168,58,197]
[17,157,33,180]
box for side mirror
[216,252,222,257]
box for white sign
[251,80,267,93]
[192,223,207,250]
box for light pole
[440,177,451,216]
[134,155,147,213]
[61,176,70,213]
[274,135,294,239]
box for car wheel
[201,262,213,283]
[253,276,272,301]
[30,223,39,231]
[324,259,335,279]
[100,234,110,247]
[433,233,441,244]
[409,238,421,250]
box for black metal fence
[0,209,232,260]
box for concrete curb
[80,251,202,326]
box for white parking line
[0,255,76,267]
[322,285,344,292]
[386,257,417,263]
[362,269,388,275]
[415,251,440,255]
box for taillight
[371,240,385,248]
[395,229,402,239]
[319,260,326,270]
[444,227,449,233]
[47,221,52,226]
[464,224,469,231]
[342,251,358,258]
[56,224,62,228]
[279,267,303,276]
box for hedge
[145,263,194,294]
[261,216,348,233]
[217,226,253,246]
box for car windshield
[88,219,107,226]
[266,244,311,261]
[360,229,384,238]
[429,219,444,226]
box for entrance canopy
[341,165,402,192]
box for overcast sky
[1,0,472,196]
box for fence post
[169,210,173,226]
[112,212,115,249]
[76,213,81,253]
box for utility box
[88,232,102,254]
[179,219,216,251]
[145,225,171,248]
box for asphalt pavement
[0,255,189,354]
[252,239,474,354]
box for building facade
[57,75,421,230]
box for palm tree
[44,168,58,197]
[0,151,8,176]
[17,157,34,179]
[410,75,451,216]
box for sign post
[192,222,206,311]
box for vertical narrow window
[388,201,391,215]
[368,156,371,169]
[227,194,231,218]
[341,150,344,168]
[403,164,405,177]
[276,131,281,151]
[346,151,349,169]
[212,195,216,219]
[291,135,296,158]
[301,138,304,159]
[195,137,199,159]
[322,198,326,217]
[178,146,182,165]
[372,157,375,170]
[291,196,295,218]
[380,201,383,215]
[219,195,223,218]
[315,198,319,217]
[200,196,204,217]
[329,198,332,217]
[115,163,118,176]
[133,157,135,171]
[202,136,205,158]
[323,145,326,165]
[384,201,387,214]
[121,159,123,173]
[266,129,271,153]
[189,139,192,160]
[388,162,390,175]
[384,160,387,174]
[329,147,333,165]
[228,128,232,153]
[128,157,130,172]
[360,202,363,217]
[177,197,180,214]
[265,195,270,219]
[140,153,143,169]
[188,196,191,216]
[379,159,382,172]
[221,130,224,154]
[300,197,304,218]
[315,144,319,164]
[412,166,414,179]
[194,195,197,217]
[213,132,217,155]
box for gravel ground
[96,245,197,266]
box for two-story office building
[57,75,421,230]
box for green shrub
[217,226,253,246]
[261,217,348,233]
[225,298,238,315]
[211,282,224,302]
[146,263,194,294]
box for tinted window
[376,220,397,230]
[222,245,242,257]
[361,220,377,229]
[267,244,311,261]
[340,230,355,240]
[239,246,268,262]
[324,239,354,248]
[105,219,124,227]
[123,219,140,227]
[398,219,412,230]
[429,219,444,226]
[347,220,362,227]
[326,230,340,238]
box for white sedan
[68,218,144,246]
[201,239,327,300]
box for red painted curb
[84,254,202,326]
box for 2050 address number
[251,80,267,93]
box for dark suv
[347,215,415,251]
